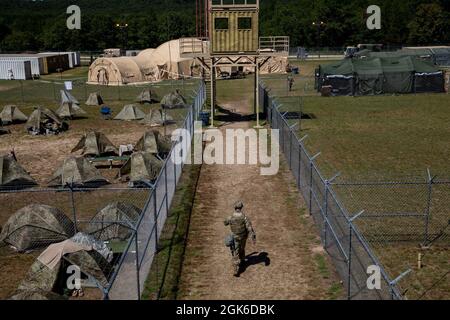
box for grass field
[261,59,450,300]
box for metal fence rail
[104,81,206,300]
[259,81,403,300]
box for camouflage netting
[85,92,104,106]
[87,202,141,241]
[119,152,163,183]
[134,130,173,155]
[0,105,28,124]
[160,90,188,109]
[0,204,75,251]
[25,107,68,135]
[0,154,37,188]
[48,156,109,187]
[136,88,159,104]
[114,104,146,121]
[140,109,175,127]
[71,131,119,157]
[56,102,87,119]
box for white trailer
[0,60,32,80]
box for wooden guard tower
[180,0,289,127]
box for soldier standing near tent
[224,201,256,277]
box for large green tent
[317,56,444,96]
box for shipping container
[0,60,32,80]
[38,53,70,73]
[41,51,81,68]
[0,55,44,76]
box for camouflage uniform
[224,202,256,276]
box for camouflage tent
[0,105,28,124]
[140,109,175,127]
[71,131,118,157]
[60,90,79,106]
[63,249,112,289]
[85,92,104,106]
[16,259,61,294]
[119,152,163,183]
[48,156,109,187]
[25,107,68,135]
[10,289,66,300]
[87,202,141,241]
[136,88,159,104]
[0,204,75,251]
[114,104,146,121]
[56,102,87,119]
[0,154,37,188]
[134,130,173,155]
[160,90,188,109]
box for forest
[0,0,448,52]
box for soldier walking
[224,201,256,277]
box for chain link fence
[0,78,200,105]
[261,81,409,300]
[104,81,205,299]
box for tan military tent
[136,88,159,104]
[71,131,118,157]
[87,202,141,241]
[161,90,188,109]
[10,288,66,300]
[15,260,62,295]
[140,109,175,127]
[87,39,203,85]
[48,156,109,187]
[85,92,104,106]
[134,131,173,155]
[55,102,87,119]
[25,107,67,135]
[114,104,146,121]
[87,57,144,85]
[0,154,37,188]
[119,152,163,183]
[0,105,28,124]
[0,204,75,251]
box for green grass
[262,62,450,300]
[141,164,202,300]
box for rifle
[225,234,236,256]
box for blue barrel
[199,111,210,126]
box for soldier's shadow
[241,252,271,272]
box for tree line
[0,0,448,52]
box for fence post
[135,234,141,300]
[20,81,25,103]
[347,223,353,300]
[424,169,434,243]
[68,183,78,234]
[308,153,321,215]
[152,191,158,297]
[324,181,329,247]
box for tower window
[238,17,252,30]
[215,18,229,30]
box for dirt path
[177,91,342,300]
